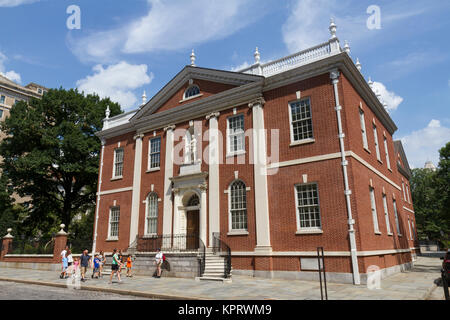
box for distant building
[424,161,437,171]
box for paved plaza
[0,256,445,300]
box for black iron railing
[8,236,54,255]
[67,238,93,254]
[212,232,232,278]
[136,234,204,253]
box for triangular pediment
[131,66,263,121]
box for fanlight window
[187,194,200,207]
[184,85,200,99]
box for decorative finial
[142,90,147,105]
[3,228,13,239]
[105,105,110,119]
[254,47,261,64]
[329,18,337,39]
[190,49,196,67]
[355,58,362,72]
[57,224,67,235]
[344,40,350,55]
[368,77,373,89]
[383,101,388,110]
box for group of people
[60,246,140,284]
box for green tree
[0,88,122,234]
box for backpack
[162,254,166,262]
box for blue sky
[1,0,449,168]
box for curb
[0,277,208,300]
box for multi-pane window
[296,183,321,230]
[393,199,401,235]
[146,193,158,235]
[113,148,124,177]
[149,137,161,169]
[290,99,313,142]
[373,125,381,161]
[230,180,247,230]
[369,187,380,233]
[0,95,5,104]
[411,220,417,240]
[402,181,407,201]
[384,137,391,170]
[184,85,200,99]
[359,109,368,149]
[108,206,120,238]
[408,217,413,240]
[228,114,245,153]
[382,194,391,234]
[405,183,411,203]
[0,109,3,119]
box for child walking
[91,254,100,279]
[126,254,133,277]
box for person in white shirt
[59,246,68,279]
[66,250,74,277]
[154,248,163,278]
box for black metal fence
[8,236,54,255]
[67,238,93,254]
[136,234,203,252]
[212,232,232,279]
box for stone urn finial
[4,228,13,239]
[57,224,67,235]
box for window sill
[388,168,392,172]
[142,234,158,239]
[179,93,203,103]
[296,229,323,235]
[146,167,160,173]
[364,147,371,154]
[106,237,119,242]
[110,176,123,181]
[290,138,315,147]
[374,231,382,235]
[226,151,246,158]
[377,159,383,164]
[387,232,393,236]
[227,230,249,236]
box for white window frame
[408,217,413,240]
[148,137,161,171]
[294,183,322,232]
[288,98,314,145]
[382,194,392,235]
[144,193,159,236]
[370,187,381,234]
[384,136,391,170]
[405,183,411,203]
[227,114,245,156]
[113,148,124,178]
[107,206,120,240]
[402,181,407,201]
[373,125,381,162]
[359,109,368,150]
[393,199,401,236]
[228,180,248,232]
[183,85,201,100]
[0,95,5,105]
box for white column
[92,138,106,253]
[249,98,272,253]
[163,125,175,236]
[200,185,208,247]
[129,133,144,246]
[206,112,220,247]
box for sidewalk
[0,256,444,300]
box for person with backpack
[154,248,163,278]
[109,248,122,284]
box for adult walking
[66,250,73,277]
[98,250,105,278]
[109,248,122,284]
[79,249,91,282]
[154,248,163,278]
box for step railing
[212,232,232,278]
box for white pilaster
[249,98,272,253]
[163,125,176,236]
[206,112,220,247]
[200,184,208,247]
[92,138,106,253]
[129,133,144,246]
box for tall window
[146,193,158,235]
[108,206,120,238]
[228,114,245,154]
[408,217,413,240]
[382,194,391,234]
[373,125,381,161]
[229,180,247,231]
[0,109,3,119]
[384,137,391,170]
[295,183,321,230]
[402,181,407,200]
[405,183,411,203]
[369,187,380,233]
[289,98,313,142]
[359,109,368,149]
[411,220,417,240]
[113,148,124,177]
[184,85,200,99]
[393,199,401,235]
[0,95,5,104]
[149,137,161,170]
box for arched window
[229,180,247,230]
[146,193,158,235]
[184,85,200,99]
[187,194,200,207]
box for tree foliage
[411,141,450,248]
[0,88,122,235]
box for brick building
[93,21,418,284]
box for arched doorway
[185,194,200,249]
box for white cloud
[69,0,263,63]
[400,120,450,168]
[0,51,22,83]
[371,81,403,112]
[0,0,39,7]
[76,61,153,109]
